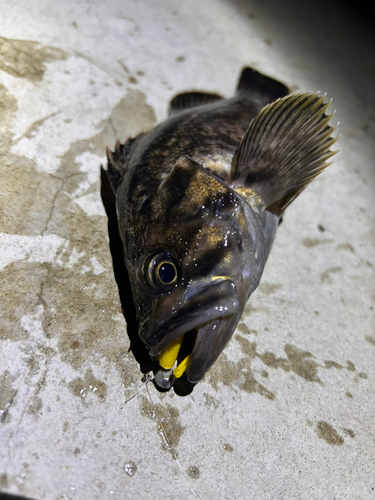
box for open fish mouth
[146,280,240,388]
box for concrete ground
[0,0,374,499]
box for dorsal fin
[232,92,338,215]
[237,67,289,104]
[106,137,138,193]
[169,92,223,115]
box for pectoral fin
[232,93,338,215]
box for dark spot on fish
[324,360,343,369]
[317,224,325,232]
[124,462,137,476]
[343,428,355,438]
[365,335,375,346]
[129,76,138,84]
[337,243,355,253]
[302,237,334,248]
[67,368,107,402]
[358,372,368,379]
[187,466,200,479]
[0,36,68,81]
[316,421,344,446]
[320,266,342,283]
[258,282,282,295]
[345,392,353,398]
[223,443,234,452]
[0,473,9,488]
[176,55,185,62]
[139,395,185,453]
[74,448,81,456]
[346,361,355,372]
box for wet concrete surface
[0,0,374,499]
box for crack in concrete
[42,177,65,238]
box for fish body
[107,68,337,388]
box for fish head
[124,155,266,385]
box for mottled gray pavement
[0,1,374,499]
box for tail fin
[237,67,289,103]
[232,92,338,215]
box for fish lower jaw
[154,327,198,389]
[153,316,227,389]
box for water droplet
[124,462,137,477]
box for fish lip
[147,279,239,357]
[185,314,239,383]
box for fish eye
[147,253,178,292]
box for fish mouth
[146,279,240,385]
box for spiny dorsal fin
[169,92,223,115]
[232,92,338,215]
[106,137,137,193]
[237,67,289,103]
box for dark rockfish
[107,68,337,390]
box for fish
[106,67,337,390]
